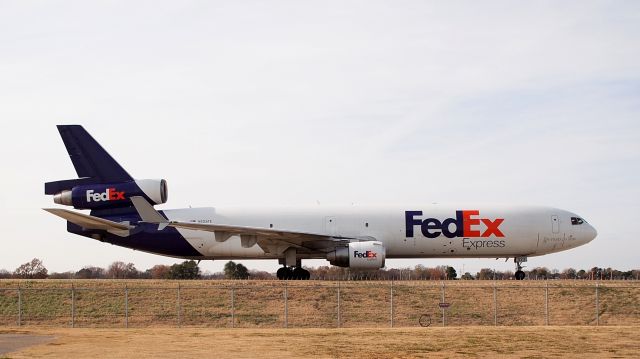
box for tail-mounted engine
[51,179,168,210]
[327,241,386,269]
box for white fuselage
[161,204,597,261]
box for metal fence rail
[0,281,638,328]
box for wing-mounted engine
[326,241,386,269]
[51,179,168,210]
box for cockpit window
[571,217,584,225]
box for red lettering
[481,218,505,237]
[107,188,126,200]
[463,210,481,237]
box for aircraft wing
[167,220,355,253]
[169,220,347,241]
[43,208,133,232]
[129,196,356,253]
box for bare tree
[248,270,274,280]
[106,261,139,279]
[76,266,106,279]
[562,268,577,279]
[0,269,12,279]
[13,258,48,279]
[147,265,171,279]
[476,268,495,280]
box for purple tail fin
[45,125,133,194]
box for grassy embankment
[0,280,638,328]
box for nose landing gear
[514,256,527,280]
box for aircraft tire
[515,270,525,280]
[276,267,288,280]
[284,267,294,280]
[277,267,310,280]
[292,267,306,280]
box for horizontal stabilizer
[45,177,98,195]
[43,208,133,231]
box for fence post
[337,280,341,328]
[231,287,235,328]
[545,281,549,326]
[177,283,181,328]
[493,282,497,326]
[125,285,129,328]
[595,282,599,326]
[284,282,288,328]
[71,283,75,328]
[390,279,394,328]
[17,285,21,327]
[441,281,446,327]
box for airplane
[44,125,597,280]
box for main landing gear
[277,251,310,280]
[514,256,527,280]
[276,266,310,280]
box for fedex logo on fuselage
[86,188,126,202]
[405,210,505,238]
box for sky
[0,1,639,276]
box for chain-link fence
[0,281,638,328]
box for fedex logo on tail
[86,188,126,202]
[405,210,504,239]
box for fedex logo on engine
[86,188,126,202]
[405,210,504,238]
[353,250,377,259]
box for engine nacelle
[327,241,386,269]
[53,179,168,210]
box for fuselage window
[571,217,584,225]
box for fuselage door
[551,215,559,234]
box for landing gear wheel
[292,267,306,280]
[283,267,294,280]
[278,266,310,280]
[276,267,289,280]
[514,256,527,280]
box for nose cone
[585,224,598,243]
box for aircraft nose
[585,224,597,243]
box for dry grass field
[0,280,638,328]
[1,326,639,358]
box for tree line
[0,258,270,280]
[1,258,639,280]
[0,258,203,280]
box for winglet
[130,196,169,230]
